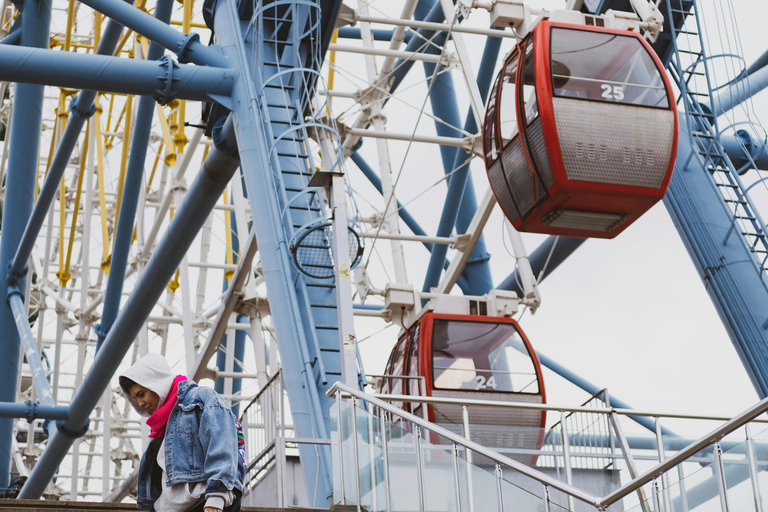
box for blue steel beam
[0,0,51,487]
[0,403,69,421]
[95,0,175,350]
[8,7,139,288]
[18,117,241,499]
[8,289,54,407]
[497,237,587,296]
[664,117,768,397]
[0,46,235,102]
[78,0,223,66]
[421,23,501,297]
[710,61,768,118]
[213,0,336,502]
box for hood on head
[118,353,176,417]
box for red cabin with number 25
[483,20,678,238]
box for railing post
[495,464,504,512]
[652,479,661,512]
[713,442,730,512]
[415,425,426,512]
[654,417,673,512]
[560,411,576,512]
[380,411,392,512]
[367,409,377,511]
[677,464,690,512]
[608,409,651,512]
[543,485,551,512]
[336,390,346,505]
[745,424,764,512]
[452,443,463,512]
[351,396,362,512]
[276,436,285,508]
[462,405,475,512]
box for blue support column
[95,0,176,350]
[18,117,241,498]
[497,236,586,295]
[0,0,51,487]
[420,22,500,297]
[664,117,768,398]
[77,0,223,66]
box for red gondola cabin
[379,312,546,459]
[483,20,678,238]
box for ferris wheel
[0,0,764,505]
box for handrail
[327,382,603,508]
[330,382,768,511]
[599,393,768,509]
[370,392,768,423]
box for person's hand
[204,508,222,512]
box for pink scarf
[147,375,188,438]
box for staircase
[0,499,361,512]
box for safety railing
[328,381,768,512]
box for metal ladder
[665,0,768,278]
[252,0,357,411]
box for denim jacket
[137,380,245,510]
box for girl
[119,353,245,512]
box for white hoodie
[118,353,176,417]
[119,353,233,512]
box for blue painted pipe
[96,0,175,350]
[422,27,502,298]
[497,236,587,295]
[0,46,235,104]
[720,131,768,171]
[77,0,223,66]
[0,402,69,421]
[665,117,768,398]
[711,61,768,118]
[18,117,240,499]
[8,7,140,284]
[0,0,51,488]
[535,349,675,436]
[8,289,54,407]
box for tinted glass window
[499,54,520,147]
[484,74,501,163]
[550,27,669,108]
[389,335,407,396]
[522,41,539,126]
[406,324,421,397]
[431,320,539,393]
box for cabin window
[484,74,501,162]
[388,334,407,397]
[522,41,539,126]
[431,319,539,394]
[406,324,421,397]
[550,27,669,108]
[499,53,520,147]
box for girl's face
[128,383,160,414]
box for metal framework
[0,0,764,506]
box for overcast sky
[346,0,768,434]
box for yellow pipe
[170,19,207,29]
[94,11,102,46]
[327,28,338,113]
[63,0,75,51]
[223,189,234,280]
[60,125,90,285]
[94,98,111,272]
[57,94,69,284]
[155,104,177,166]
[175,0,193,156]
[104,97,124,150]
